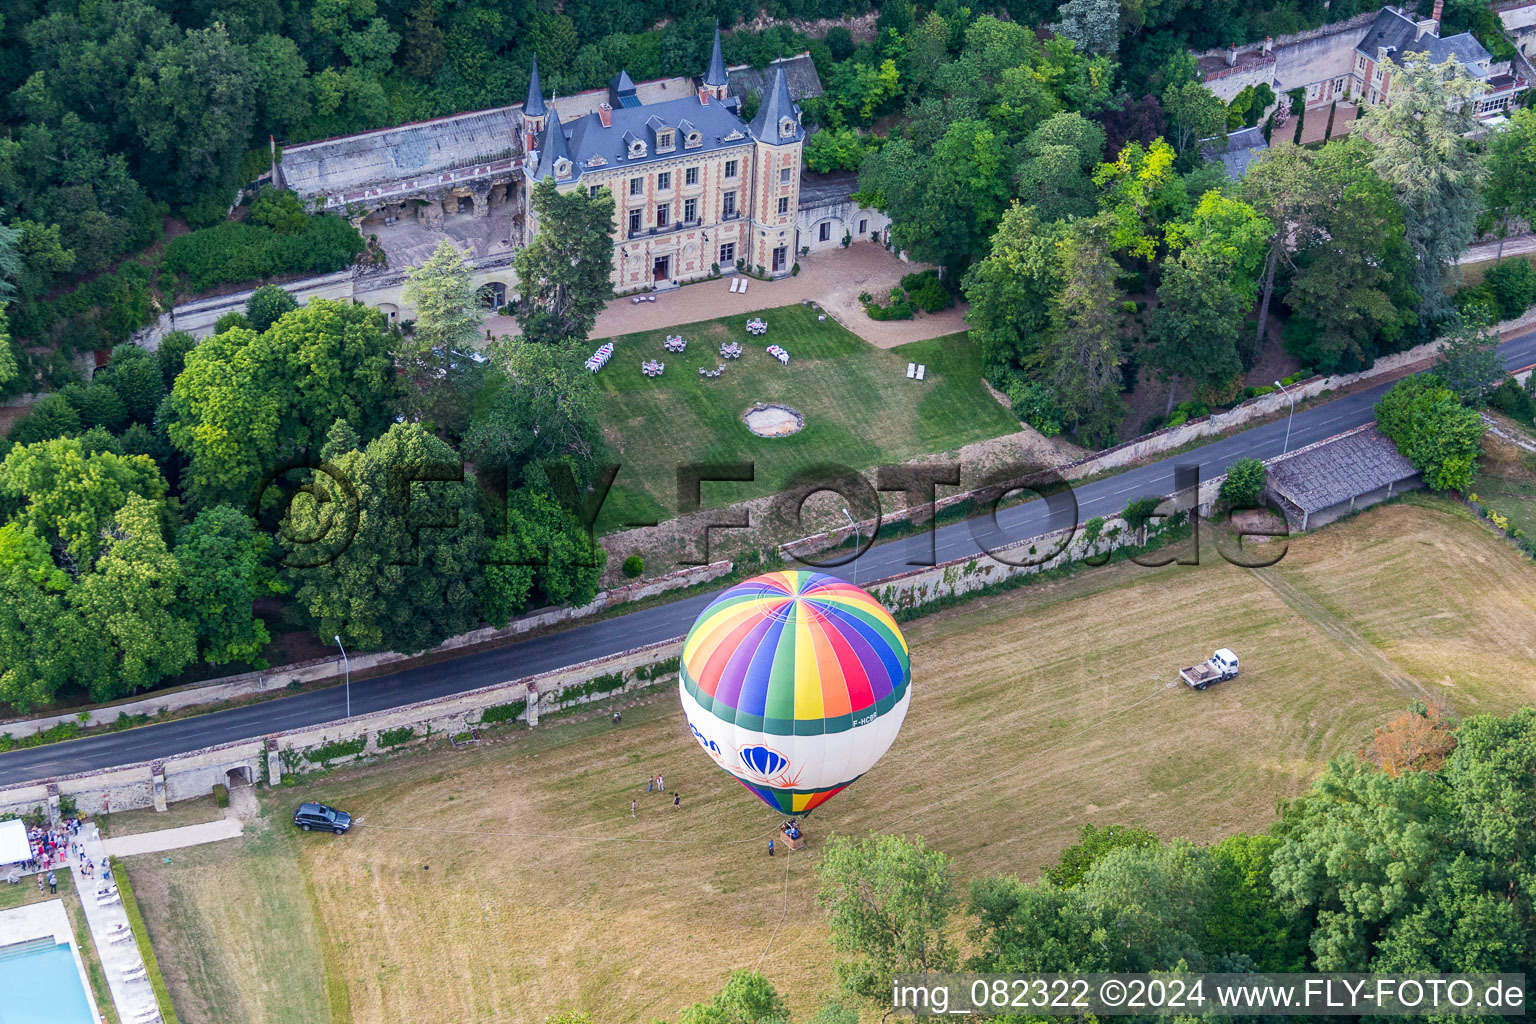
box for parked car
[293,802,352,833]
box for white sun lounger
[109,930,135,944]
[916,364,927,381]
[739,278,748,293]
[97,893,121,906]
[121,964,148,980]
[729,277,741,293]
[906,363,916,379]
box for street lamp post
[1274,380,1296,455]
[842,508,859,587]
[334,635,351,719]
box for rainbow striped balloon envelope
[679,570,911,815]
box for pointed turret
[748,63,802,145]
[703,23,730,100]
[521,54,548,152]
[525,54,547,118]
[536,106,574,180]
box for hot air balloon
[678,570,911,818]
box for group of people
[7,817,100,891]
[631,774,680,816]
[769,819,801,857]
[23,818,80,872]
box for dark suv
[293,802,352,833]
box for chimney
[698,86,710,105]
[1433,0,1443,25]
[1263,35,1273,56]
[1226,43,1238,67]
[598,102,613,128]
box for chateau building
[523,29,806,287]
[1199,4,1526,118]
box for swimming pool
[0,937,96,1024]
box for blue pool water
[0,938,96,1024]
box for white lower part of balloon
[678,683,911,794]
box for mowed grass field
[591,304,1020,529]
[122,499,1536,1024]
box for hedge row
[111,862,183,1024]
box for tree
[1149,192,1271,403]
[167,300,398,508]
[245,284,299,332]
[860,121,1011,274]
[0,305,16,395]
[175,505,276,665]
[963,203,1066,375]
[465,338,600,485]
[0,522,102,711]
[1044,823,1159,888]
[124,24,259,205]
[401,240,485,427]
[1054,0,1120,54]
[1356,52,1483,317]
[0,437,166,571]
[1284,150,1418,374]
[482,485,605,625]
[1365,701,1457,777]
[1047,216,1126,446]
[677,972,791,1024]
[1218,458,1267,510]
[1268,756,1503,972]
[283,423,485,653]
[804,128,872,174]
[97,345,165,424]
[75,494,197,699]
[1374,374,1483,491]
[6,394,82,447]
[1093,138,1180,262]
[1483,108,1536,259]
[1162,80,1226,157]
[1435,320,1505,406]
[157,331,197,388]
[514,179,615,346]
[816,833,959,999]
[1017,113,1106,223]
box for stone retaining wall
[0,640,685,820]
[0,560,730,741]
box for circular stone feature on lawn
[744,404,805,438]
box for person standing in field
[631,799,637,817]
[673,792,680,810]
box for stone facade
[523,30,806,287]
[1198,5,1524,116]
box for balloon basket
[780,822,806,850]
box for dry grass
[98,795,224,838]
[126,499,1536,1024]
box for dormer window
[658,131,674,150]
[685,131,702,149]
[779,117,796,139]
[630,140,647,158]
[553,157,572,179]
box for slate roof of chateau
[1356,6,1491,71]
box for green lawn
[1472,427,1536,538]
[591,304,1019,530]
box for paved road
[6,331,1536,787]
